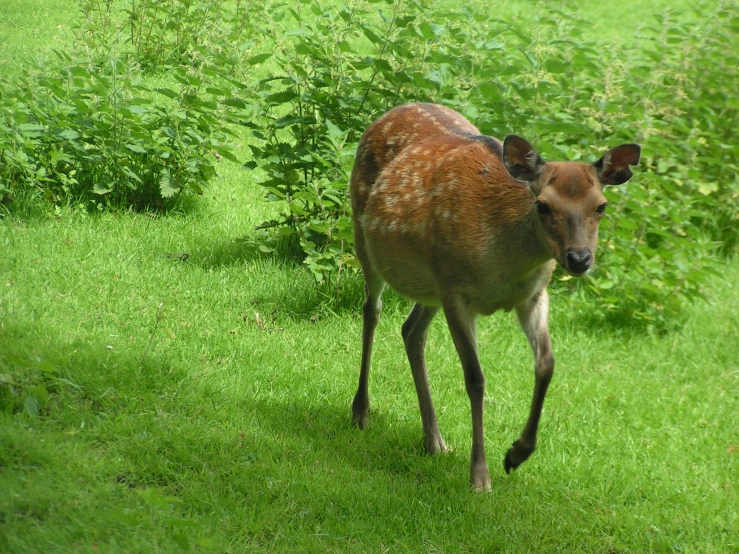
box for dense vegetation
[1,1,737,552]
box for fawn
[349,103,640,491]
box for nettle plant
[0,53,234,210]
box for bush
[0,52,235,210]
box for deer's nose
[566,249,592,275]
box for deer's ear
[594,144,641,186]
[503,135,546,184]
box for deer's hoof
[352,403,369,430]
[471,463,492,492]
[503,440,535,474]
[424,434,448,456]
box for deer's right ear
[503,135,546,184]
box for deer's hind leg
[402,303,445,454]
[352,228,385,429]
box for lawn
[1,1,738,553]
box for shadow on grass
[194,232,300,269]
[2,317,612,554]
[190,231,403,319]
[0,317,460,493]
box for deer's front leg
[443,297,490,492]
[506,289,555,473]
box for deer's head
[503,136,641,276]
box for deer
[349,103,640,491]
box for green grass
[1,1,738,552]
[0,0,76,73]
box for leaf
[128,105,149,115]
[126,143,147,154]
[171,533,190,550]
[94,183,114,195]
[154,88,179,99]
[122,167,142,183]
[18,123,45,133]
[223,97,248,109]
[265,90,299,104]
[160,172,180,198]
[0,384,16,412]
[37,359,56,375]
[57,129,80,140]
[697,181,718,195]
[246,53,271,65]
[29,384,48,406]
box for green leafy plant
[77,0,264,75]
[0,53,235,210]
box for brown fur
[349,103,640,490]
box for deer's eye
[536,200,551,215]
[596,203,608,215]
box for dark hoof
[352,396,370,429]
[503,452,514,474]
[352,409,369,430]
[503,440,534,474]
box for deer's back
[351,103,481,216]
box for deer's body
[350,103,640,490]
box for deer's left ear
[593,144,641,186]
